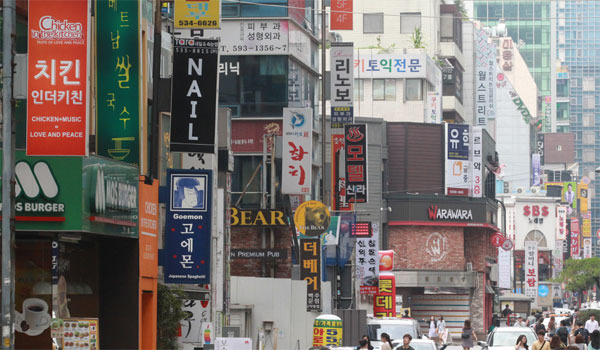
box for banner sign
[230,208,287,227]
[537,133,545,165]
[300,238,321,311]
[170,38,219,153]
[331,0,353,30]
[96,0,140,165]
[27,0,90,156]
[282,108,313,194]
[475,27,496,126]
[578,183,589,213]
[571,218,580,258]
[357,224,379,295]
[373,273,396,317]
[312,315,343,347]
[498,247,511,289]
[344,124,367,203]
[583,238,592,259]
[180,298,211,343]
[553,242,563,279]
[379,249,394,271]
[445,124,470,196]
[330,43,354,128]
[532,154,542,186]
[524,240,538,304]
[582,212,591,237]
[322,216,341,246]
[331,134,353,212]
[164,169,213,284]
[174,0,220,29]
[425,91,442,124]
[139,178,159,279]
[471,126,483,197]
[556,206,567,240]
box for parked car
[367,317,423,350]
[479,326,537,350]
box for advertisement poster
[312,315,343,347]
[373,273,396,317]
[471,126,483,198]
[164,169,213,284]
[170,38,219,153]
[322,216,341,246]
[203,20,289,55]
[51,318,99,350]
[282,108,313,194]
[300,238,321,311]
[215,337,252,350]
[180,299,210,343]
[96,0,140,165]
[531,154,542,186]
[563,182,577,213]
[231,120,282,153]
[357,224,379,295]
[425,91,442,124]
[331,134,353,212]
[330,0,353,30]
[524,240,538,305]
[330,43,354,128]
[445,124,471,196]
[344,124,368,203]
[556,206,567,240]
[27,0,90,156]
[498,247,511,289]
[294,201,330,237]
[583,238,592,259]
[571,218,580,258]
[174,0,220,29]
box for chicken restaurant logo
[31,16,84,40]
[427,205,473,221]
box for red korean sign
[491,233,505,248]
[373,273,396,317]
[345,124,367,203]
[282,108,312,194]
[27,0,90,156]
[379,250,394,271]
[231,120,282,153]
[331,0,353,30]
[331,134,353,212]
[570,218,580,257]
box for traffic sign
[501,238,514,251]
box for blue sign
[447,124,470,160]
[539,285,549,297]
[164,169,212,284]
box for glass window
[372,79,395,101]
[583,131,595,145]
[440,13,453,40]
[405,79,423,101]
[223,0,288,18]
[583,149,595,163]
[583,77,595,91]
[584,95,595,109]
[232,156,262,207]
[583,113,595,127]
[400,13,421,34]
[354,79,364,101]
[363,13,384,34]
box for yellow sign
[313,315,343,347]
[175,0,220,29]
[583,215,592,238]
[578,183,589,213]
[294,201,330,237]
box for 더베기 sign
[282,108,313,194]
[330,0,353,30]
[524,240,538,305]
[357,224,379,295]
[175,0,220,29]
[300,238,321,311]
[445,124,471,196]
[27,0,90,156]
[164,169,213,284]
[170,38,219,153]
[330,43,354,128]
[345,124,367,203]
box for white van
[367,317,423,350]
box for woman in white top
[429,316,438,341]
[515,334,529,350]
[438,315,447,344]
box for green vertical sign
[96,0,140,166]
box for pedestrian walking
[573,335,587,350]
[356,335,374,350]
[586,316,599,334]
[461,320,478,350]
[550,335,566,350]
[429,316,438,342]
[398,334,415,350]
[516,334,530,350]
[381,332,393,350]
[438,315,448,345]
[557,320,571,346]
[549,317,557,337]
[532,330,550,350]
[589,331,600,350]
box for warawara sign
[0,151,139,236]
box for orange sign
[27,0,90,156]
[139,178,159,278]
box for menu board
[52,318,99,350]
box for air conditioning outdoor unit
[517,187,525,194]
[531,186,540,193]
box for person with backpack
[532,330,551,350]
[462,320,477,350]
[575,322,590,344]
[536,318,548,334]
[589,330,600,350]
[558,320,571,346]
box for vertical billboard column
[164,169,213,284]
[373,273,396,317]
[475,28,490,127]
[27,0,90,156]
[282,108,313,195]
[344,124,367,203]
[331,134,353,212]
[524,240,538,306]
[170,38,219,153]
[356,226,379,295]
[300,238,322,312]
[330,43,354,129]
[445,124,471,196]
[96,0,140,165]
[471,126,483,198]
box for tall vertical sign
[571,218,580,258]
[583,238,592,259]
[330,0,353,30]
[344,124,367,203]
[331,135,353,212]
[524,240,538,305]
[475,27,495,127]
[553,242,563,279]
[330,43,354,129]
[582,212,591,237]
[531,154,542,186]
[97,0,140,165]
[282,108,313,194]
[174,0,221,29]
[27,0,90,156]
[445,124,470,196]
[300,238,321,312]
[170,38,219,153]
[425,91,442,124]
[164,169,213,284]
[139,178,159,279]
[498,247,511,290]
[373,273,396,317]
[471,126,483,198]
[556,206,567,240]
[536,133,545,164]
[356,225,379,295]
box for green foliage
[359,36,396,53]
[157,283,188,350]
[554,257,600,293]
[454,0,469,20]
[577,310,600,325]
[410,27,426,49]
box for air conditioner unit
[517,187,525,194]
[531,186,540,194]
[466,262,473,272]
